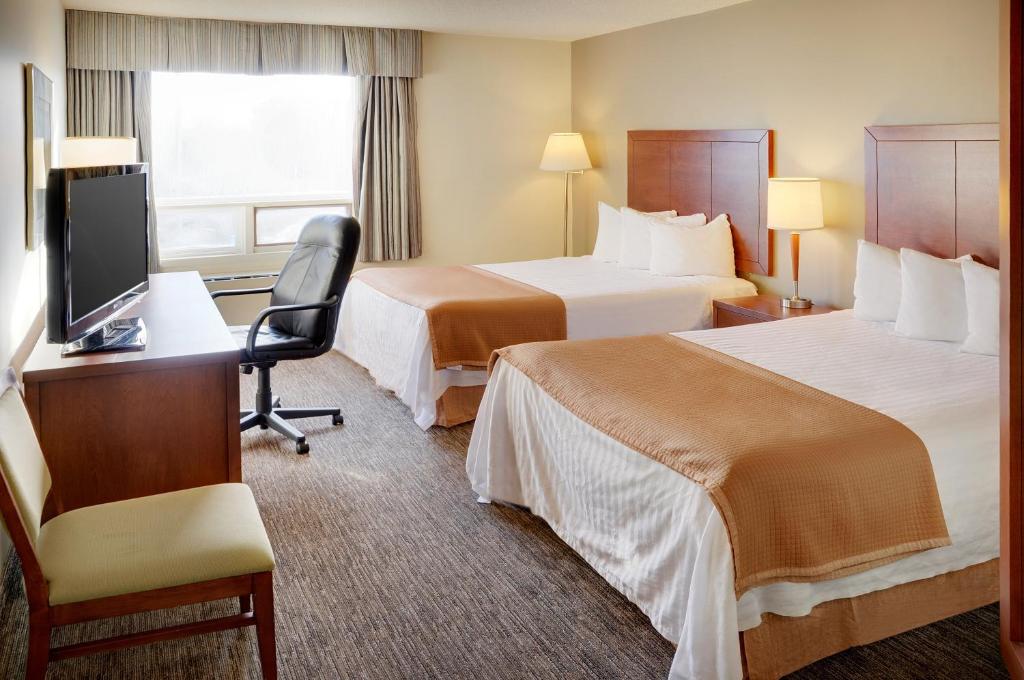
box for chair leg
[25,609,50,680]
[252,573,276,680]
[239,594,252,614]
[274,407,342,424]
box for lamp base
[781,296,812,309]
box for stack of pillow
[591,201,736,277]
[853,240,998,356]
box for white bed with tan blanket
[335,255,755,429]
[467,310,998,679]
[335,129,774,429]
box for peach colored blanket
[492,334,950,595]
[355,265,566,369]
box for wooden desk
[22,272,242,518]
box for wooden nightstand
[712,294,837,329]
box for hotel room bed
[335,255,755,429]
[334,129,773,429]
[465,123,1001,679]
[467,309,998,679]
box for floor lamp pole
[562,172,571,257]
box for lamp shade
[539,133,592,172]
[60,136,138,168]
[767,178,824,231]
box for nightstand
[712,294,837,329]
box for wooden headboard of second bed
[865,123,999,267]
[627,129,773,276]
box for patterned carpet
[0,351,1007,679]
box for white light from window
[152,72,354,201]
[151,72,354,260]
[255,204,352,246]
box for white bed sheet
[465,310,998,680]
[334,256,755,428]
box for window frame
[156,194,353,275]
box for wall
[570,0,999,306]
[0,0,65,558]
[413,32,572,266]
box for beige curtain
[66,10,422,78]
[67,68,159,273]
[353,77,421,262]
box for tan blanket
[491,334,950,595]
[355,265,566,369]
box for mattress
[334,256,756,428]
[466,310,998,680]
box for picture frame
[25,63,53,251]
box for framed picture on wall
[25,63,53,251]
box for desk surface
[23,272,239,383]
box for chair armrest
[245,296,340,356]
[210,285,276,300]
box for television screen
[67,173,149,324]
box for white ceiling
[62,0,753,41]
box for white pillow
[960,259,999,356]
[893,248,969,343]
[619,209,702,269]
[853,240,901,322]
[592,202,624,262]
[649,213,734,277]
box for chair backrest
[268,215,361,345]
[0,369,51,548]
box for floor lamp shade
[60,136,138,168]
[540,133,592,257]
[767,178,824,309]
[539,133,592,172]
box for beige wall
[0,0,64,368]
[0,0,65,560]
[412,32,572,266]
[570,0,998,306]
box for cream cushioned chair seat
[37,483,275,606]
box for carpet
[0,350,1007,679]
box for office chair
[212,215,360,454]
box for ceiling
[62,0,753,41]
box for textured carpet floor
[0,351,1007,679]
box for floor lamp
[540,133,592,256]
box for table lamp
[60,136,138,168]
[540,132,592,256]
[767,178,824,309]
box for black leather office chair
[212,215,360,454]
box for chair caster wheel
[296,441,310,455]
[259,423,269,430]
[332,414,344,426]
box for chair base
[240,365,342,454]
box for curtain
[66,10,422,78]
[353,77,421,262]
[67,68,159,272]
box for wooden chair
[0,369,277,679]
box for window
[151,72,355,272]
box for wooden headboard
[865,123,999,267]
[627,129,773,276]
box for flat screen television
[46,163,150,353]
